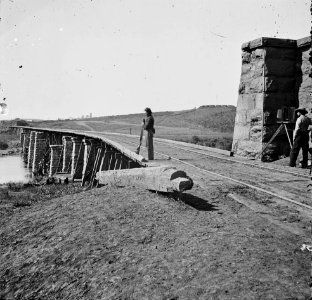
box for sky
[0,0,310,120]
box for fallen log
[96,166,193,193]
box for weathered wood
[96,166,193,193]
[10,126,147,165]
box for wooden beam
[96,166,193,193]
[10,126,146,165]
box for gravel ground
[0,182,311,300]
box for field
[31,105,236,151]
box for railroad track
[92,131,312,214]
[84,130,310,179]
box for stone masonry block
[264,77,296,93]
[246,109,263,126]
[263,93,296,110]
[242,51,251,64]
[244,77,264,94]
[237,93,264,111]
[250,125,262,142]
[240,67,263,82]
[265,47,296,60]
[298,92,312,113]
[251,48,265,59]
[234,110,248,125]
[300,48,310,60]
[233,125,251,141]
[235,140,262,158]
[299,60,311,75]
[299,74,312,92]
[264,58,295,77]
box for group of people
[141,106,312,167]
[289,107,312,168]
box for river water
[0,155,31,184]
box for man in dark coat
[143,107,155,160]
[289,107,311,168]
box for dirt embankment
[0,182,310,299]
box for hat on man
[295,107,308,115]
[144,107,152,114]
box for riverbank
[0,181,85,218]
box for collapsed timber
[11,126,193,193]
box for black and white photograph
[1,0,312,299]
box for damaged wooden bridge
[13,126,193,192]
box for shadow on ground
[178,192,218,211]
[153,191,218,212]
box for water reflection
[0,155,31,184]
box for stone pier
[232,36,312,161]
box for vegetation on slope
[31,105,236,151]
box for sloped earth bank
[0,182,311,299]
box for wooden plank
[96,166,193,193]
[89,147,103,187]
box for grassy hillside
[30,105,236,150]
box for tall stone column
[62,136,73,173]
[27,131,36,168]
[232,37,297,161]
[32,131,47,172]
[49,145,63,177]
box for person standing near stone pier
[289,107,311,168]
[143,107,155,160]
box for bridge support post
[22,131,31,163]
[62,136,73,173]
[120,157,128,169]
[20,129,25,149]
[71,137,83,179]
[81,140,103,185]
[49,145,63,177]
[32,131,48,172]
[99,148,112,171]
[27,131,36,169]
[114,153,122,170]
[108,150,117,170]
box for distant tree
[0,140,8,150]
[192,135,201,144]
[15,119,29,127]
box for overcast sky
[0,0,310,120]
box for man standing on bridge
[289,107,311,168]
[143,107,155,160]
